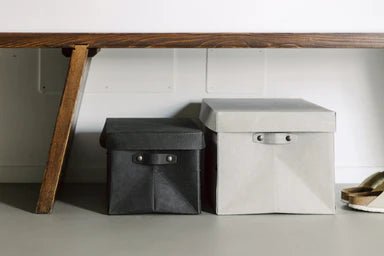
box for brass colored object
[341,172,384,202]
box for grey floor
[0,184,382,256]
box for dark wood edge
[1,33,384,48]
[62,48,100,57]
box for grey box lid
[199,98,336,132]
[100,118,205,150]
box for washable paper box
[199,98,336,215]
[100,118,205,215]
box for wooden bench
[1,33,383,213]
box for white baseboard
[335,166,384,183]
[0,166,44,183]
[0,166,106,183]
[0,165,380,183]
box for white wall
[1,0,384,32]
[0,48,383,183]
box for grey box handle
[133,153,177,165]
[253,133,296,145]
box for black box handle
[132,153,177,165]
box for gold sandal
[341,171,384,203]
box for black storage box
[100,118,205,215]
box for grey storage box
[200,98,336,215]
[100,118,205,215]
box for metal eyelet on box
[166,155,174,162]
[254,133,296,145]
[136,155,143,162]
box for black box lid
[100,118,205,150]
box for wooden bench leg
[36,45,91,214]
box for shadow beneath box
[57,183,107,215]
[56,131,107,214]
[173,103,202,119]
[0,183,40,213]
[173,102,205,128]
[175,102,216,214]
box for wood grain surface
[36,45,90,214]
[1,33,384,48]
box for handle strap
[132,153,177,165]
